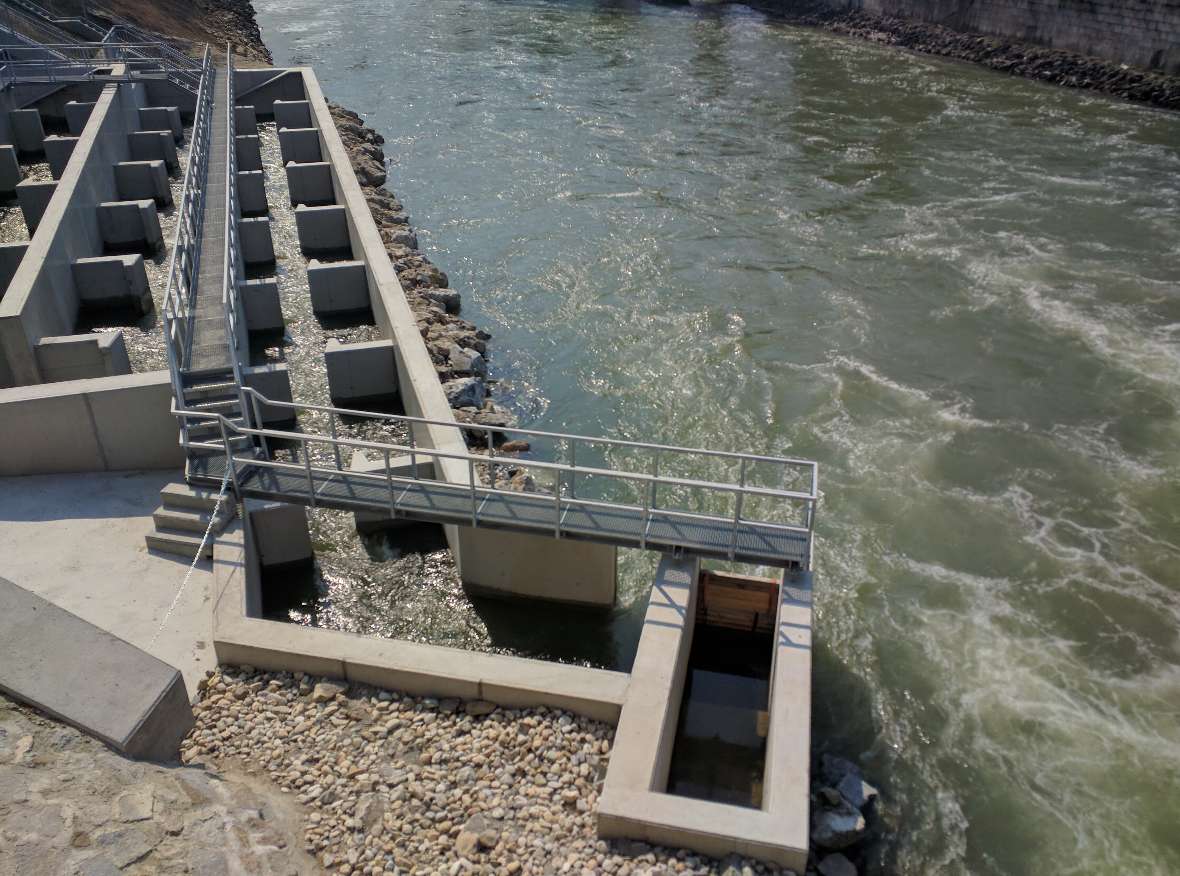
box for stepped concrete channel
[0,26,816,874]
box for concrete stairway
[145,480,236,561]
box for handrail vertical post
[409,429,419,480]
[250,391,269,458]
[218,417,240,497]
[468,457,478,526]
[486,429,495,489]
[569,439,576,499]
[553,469,562,539]
[329,410,342,471]
[302,438,315,508]
[385,447,394,515]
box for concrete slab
[65,100,95,136]
[0,470,217,696]
[324,337,397,406]
[97,199,163,253]
[15,178,57,234]
[308,259,368,314]
[278,127,322,164]
[114,160,172,207]
[273,99,312,130]
[0,145,21,196]
[43,135,79,180]
[128,130,179,173]
[294,204,351,256]
[285,161,334,207]
[8,108,45,155]
[137,106,182,141]
[0,576,194,761]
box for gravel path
[182,667,798,876]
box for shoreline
[745,0,1180,111]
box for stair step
[182,380,237,401]
[159,482,225,512]
[191,398,240,413]
[145,529,212,560]
[152,505,234,535]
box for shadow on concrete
[0,469,177,522]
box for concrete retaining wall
[0,370,184,475]
[0,74,150,386]
[829,0,1180,73]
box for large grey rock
[837,771,879,811]
[812,800,867,850]
[443,376,487,409]
[818,852,858,876]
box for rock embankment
[329,105,522,443]
[753,1,1180,110]
[182,666,799,875]
[808,754,880,876]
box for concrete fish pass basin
[216,503,811,869]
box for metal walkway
[178,389,818,570]
[188,64,229,372]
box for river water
[252,1,1180,872]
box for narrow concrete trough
[0,577,195,762]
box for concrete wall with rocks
[834,0,1180,72]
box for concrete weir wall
[830,0,1180,73]
[235,67,617,606]
[0,72,153,386]
[0,370,184,475]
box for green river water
[252,1,1180,872]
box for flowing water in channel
[253,0,1180,872]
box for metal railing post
[486,430,495,490]
[329,410,342,471]
[468,457,478,526]
[250,391,269,458]
[302,438,315,508]
[218,417,240,497]
[385,448,394,515]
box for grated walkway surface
[188,65,230,372]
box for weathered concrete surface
[0,470,216,695]
[0,693,318,875]
[0,577,193,761]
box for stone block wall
[837,0,1180,72]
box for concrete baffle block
[278,127,322,165]
[96,199,164,253]
[15,178,57,234]
[241,362,295,426]
[65,100,96,136]
[234,104,257,134]
[114,160,172,208]
[286,161,334,207]
[324,338,399,407]
[8,108,45,155]
[72,254,152,313]
[235,135,262,172]
[294,204,351,257]
[240,277,283,333]
[273,99,312,131]
[34,330,131,382]
[0,145,22,196]
[247,501,312,567]
[238,216,275,265]
[307,259,369,315]
[0,241,28,294]
[128,130,179,173]
[43,135,79,180]
[137,106,182,141]
[237,170,267,215]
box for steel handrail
[230,385,818,496]
[221,46,252,432]
[162,46,214,434]
[172,403,815,564]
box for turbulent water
[253,0,1180,872]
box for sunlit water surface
[254,0,1180,872]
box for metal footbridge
[135,43,819,570]
[178,388,818,569]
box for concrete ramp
[0,577,194,761]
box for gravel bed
[182,666,798,876]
